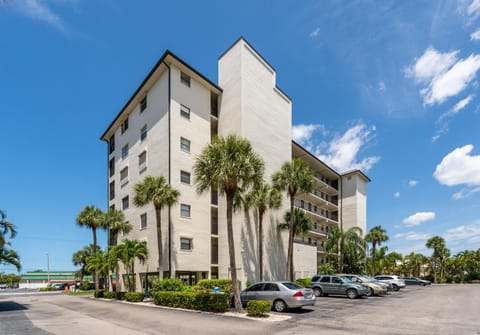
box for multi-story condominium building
[101,37,369,290]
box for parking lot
[1,285,479,335]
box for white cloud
[292,124,323,143]
[471,28,480,40]
[445,221,480,243]
[433,95,474,141]
[309,28,320,38]
[452,95,474,113]
[405,47,480,105]
[452,186,480,199]
[433,145,480,186]
[393,192,400,198]
[394,231,432,241]
[408,180,418,187]
[11,0,70,31]
[403,212,436,227]
[315,124,380,173]
[468,0,480,16]
[378,81,386,92]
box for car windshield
[340,277,351,282]
[358,275,373,282]
[281,282,302,290]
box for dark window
[120,167,128,183]
[139,151,147,167]
[121,118,129,134]
[180,238,192,250]
[140,96,147,112]
[180,204,191,218]
[180,137,191,152]
[263,283,279,291]
[109,158,115,177]
[109,181,115,200]
[180,170,191,184]
[180,105,190,119]
[180,71,191,87]
[300,200,304,208]
[122,144,129,159]
[312,275,321,282]
[332,277,343,284]
[140,213,147,229]
[109,134,115,154]
[122,196,129,210]
[141,125,147,141]
[320,276,330,283]
[247,283,264,292]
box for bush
[246,300,271,317]
[153,291,229,312]
[196,279,235,294]
[296,278,311,287]
[153,278,184,292]
[125,292,144,302]
[115,291,126,300]
[94,290,104,298]
[103,291,117,299]
[39,286,57,291]
[246,279,253,288]
[81,282,94,291]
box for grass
[67,290,95,296]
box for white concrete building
[101,37,369,290]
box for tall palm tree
[244,182,281,281]
[72,244,94,284]
[0,248,20,272]
[105,209,132,247]
[325,226,365,273]
[365,225,389,276]
[386,251,403,275]
[76,205,107,290]
[406,252,427,277]
[278,208,313,237]
[426,235,446,283]
[272,158,314,281]
[133,176,179,280]
[115,239,148,292]
[0,210,16,248]
[193,135,264,312]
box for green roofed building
[20,271,92,289]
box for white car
[374,275,406,291]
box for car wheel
[367,287,374,296]
[392,284,399,291]
[346,289,358,299]
[313,287,323,297]
[273,299,287,312]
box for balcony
[301,190,338,211]
[294,199,338,224]
[313,175,338,195]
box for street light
[46,253,50,285]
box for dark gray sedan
[401,277,431,286]
[238,281,316,312]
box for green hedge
[115,291,126,300]
[296,278,311,288]
[39,286,57,291]
[153,291,229,312]
[153,278,184,292]
[94,290,104,298]
[125,292,144,302]
[103,291,117,299]
[246,300,271,317]
[196,279,234,294]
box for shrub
[39,286,57,291]
[153,278,184,292]
[94,290,104,298]
[125,292,144,302]
[103,291,117,299]
[80,282,94,291]
[115,291,126,300]
[246,300,271,317]
[246,279,253,288]
[196,279,235,294]
[153,291,229,312]
[296,278,311,287]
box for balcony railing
[294,200,338,222]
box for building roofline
[292,140,341,177]
[100,50,222,141]
[341,169,371,183]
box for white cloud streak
[393,192,400,198]
[433,145,480,186]
[292,124,323,143]
[445,221,480,243]
[394,231,432,241]
[403,212,436,227]
[471,28,480,40]
[408,180,418,187]
[452,187,480,199]
[309,27,320,38]
[12,0,70,31]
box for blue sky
[1,0,479,273]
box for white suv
[374,275,406,291]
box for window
[140,125,147,141]
[140,213,147,229]
[180,105,190,119]
[263,283,279,291]
[180,237,192,250]
[122,196,129,210]
[180,204,191,218]
[332,277,343,284]
[121,118,129,134]
[109,134,115,154]
[109,181,115,200]
[320,276,330,283]
[110,205,115,210]
[122,144,129,159]
[138,151,147,168]
[247,283,264,292]
[300,200,304,208]
[140,96,147,112]
[120,167,128,185]
[109,158,115,177]
[180,137,190,153]
[180,71,191,87]
[180,170,191,184]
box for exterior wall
[293,243,317,279]
[341,174,368,236]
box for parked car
[374,275,406,291]
[363,275,393,292]
[51,282,69,290]
[338,274,387,296]
[401,277,431,286]
[310,275,370,299]
[237,281,315,312]
[0,284,7,289]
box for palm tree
[325,226,365,273]
[386,252,403,275]
[133,176,179,280]
[193,135,264,312]
[278,208,313,237]
[0,210,16,248]
[76,205,107,290]
[105,209,132,247]
[426,236,446,283]
[365,225,389,275]
[406,252,426,277]
[72,245,94,284]
[244,182,281,281]
[115,239,148,292]
[272,158,314,281]
[0,248,20,272]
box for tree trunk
[339,236,344,273]
[226,192,243,312]
[155,207,163,280]
[371,242,376,276]
[433,260,437,283]
[115,264,121,293]
[258,209,264,282]
[286,195,295,281]
[93,227,99,291]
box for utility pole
[46,253,50,285]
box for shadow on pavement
[0,301,29,312]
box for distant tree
[325,226,365,273]
[115,239,148,292]
[72,245,94,283]
[365,226,389,275]
[0,210,17,248]
[0,210,20,272]
[105,209,132,247]
[426,236,446,283]
[272,158,314,281]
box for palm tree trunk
[93,227,99,291]
[226,192,242,312]
[371,243,376,276]
[286,196,295,281]
[339,236,344,273]
[115,264,121,293]
[155,207,163,280]
[258,209,264,282]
